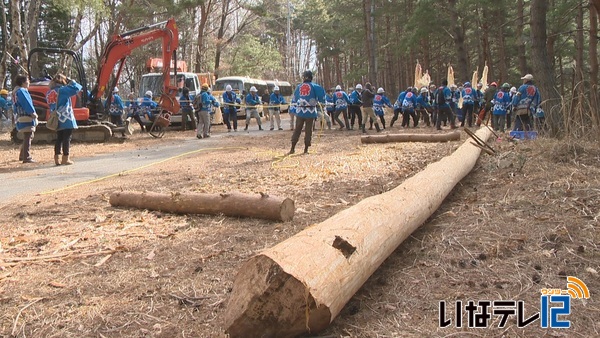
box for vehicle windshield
[140,74,197,98]
[214,79,244,92]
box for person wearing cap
[243,86,262,131]
[222,84,241,132]
[0,88,9,120]
[507,86,517,130]
[261,89,270,119]
[13,75,37,163]
[333,85,351,130]
[269,86,286,130]
[416,87,433,127]
[348,84,363,130]
[475,83,485,121]
[140,90,158,130]
[460,82,477,127]
[106,86,125,127]
[195,83,218,138]
[288,70,325,154]
[478,82,498,126]
[512,74,541,132]
[401,87,419,128]
[492,83,512,133]
[46,73,82,165]
[371,87,392,129]
[179,87,196,131]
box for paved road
[0,128,278,208]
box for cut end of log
[280,198,295,222]
[224,255,331,338]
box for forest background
[0,0,599,139]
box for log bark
[109,191,295,222]
[224,127,493,337]
[360,131,461,144]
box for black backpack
[436,87,446,105]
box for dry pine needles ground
[0,122,599,338]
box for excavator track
[11,122,113,144]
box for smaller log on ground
[109,191,295,222]
[360,131,461,144]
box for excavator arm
[89,18,180,119]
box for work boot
[244,124,249,131]
[54,154,61,166]
[375,124,381,132]
[287,142,297,155]
[361,124,366,134]
[304,145,309,154]
[61,155,74,165]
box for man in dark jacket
[360,82,381,133]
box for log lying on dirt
[224,127,492,338]
[361,131,461,144]
[109,191,295,221]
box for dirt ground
[0,119,599,338]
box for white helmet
[225,85,232,92]
[421,87,429,93]
[377,87,384,94]
[510,86,517,94]
[274,86,280,91]
[145,90,152,97]
[113,87,119,93]
[335,85,342,91]
[250,86,257,92]
[356,84,363,90]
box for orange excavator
[14,18,180,143]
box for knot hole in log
[332,236,356,258]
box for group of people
[7,68,542,165]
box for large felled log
[360,131,461,144]
[224,127,492,337]
[109,191,295,221]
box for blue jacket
[140,96,158,118]
[512,82,541,113]
[14,87,37,132]
[334,90,351,110]
[293,81,326,119]
[200,91,219,112]
[374,94,392,116]
[325,93,335,112]
[0,96,7,112]
[349,90,362,105]
[437,86,452,108]
[46,80,82,130]
[461,87,477,106]
[107,93,125,116]
[270,92,287,109]
[395,91,407,109]
[222,91,240,113]
[402,91,418,112]
[416,94,431,109]
[245,92,261,108]
[493,90,512,115]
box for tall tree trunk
[363,0,376,82]
[8,0,29,80]
[590,1,599,130]
[497,24,508,83]
[0,0,9,87]
[575,3,585,94]
[214,0,229,79]
[516,0,529,74]
[480,8,493,81]
[448,0,468,81]
[530,0,562,136]
[195,2,212,74]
